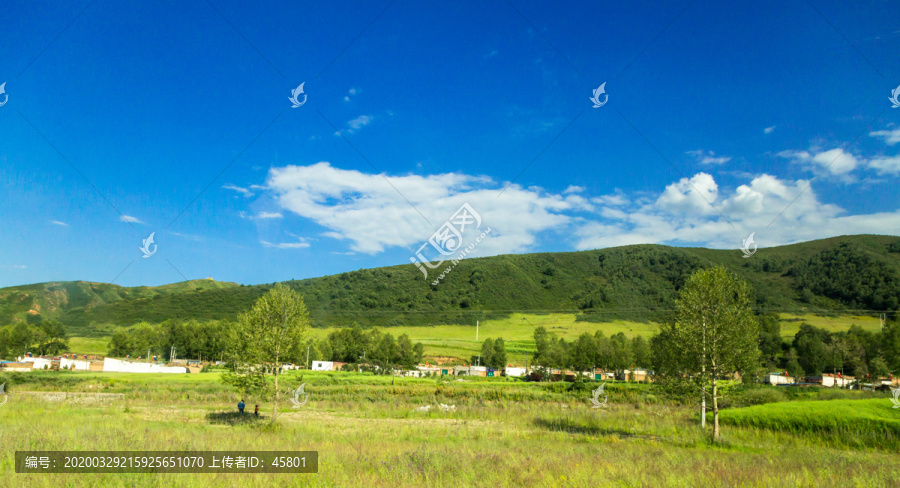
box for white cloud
[265,162,574,255]
[870,128,900,145]
[592,194,628,206]
[563,185,584,194]
[260,164,900,259]
[344,88,359,102]
[764,126,776,134]
[255,212,283,219]
[686,150,731,165]
[119,215,144,224]
[334,115,373,136]
[223,184,254,197]
[2,264,27,269]
[656,173,719,215]
[573,172,887,252]
[812,149,859,174]
[867,155,900,175]
[261,238,310,249]
[778,148,859,175]
[347,115,372,131]
[50,220,68,227]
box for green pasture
[2,370,899,487]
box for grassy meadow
[2,370,899,487]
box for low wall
[103,358,188,374]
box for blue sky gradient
[1,0,899,287]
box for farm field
[1,370,898,487]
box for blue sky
[1,0,899,288]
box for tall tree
[571,333,597,380]
[533,326,551,364]
[631,336,651,369]
[793,324,829,376]
[758,314,782,369]
[40,320,69,355]
[223,284,310,421]
[653,266,759,440]
[492,338,507,370]
[478,338,495,367]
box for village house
[805,373,855,388]
[17,356,57,370]
[0,361,34,372]
[765,372,796,385]
[310,360,347,372]
[505,366,530,377]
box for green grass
[719,397,900,449]
[67,336,112,355]
[777,313,883,338]
[308,313,658,362]
[2,371,899,487]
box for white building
[18,357,53,370]
[764,373,795,385]
[505,366,529,377]
[311,361,333,371]
[102,358,188,374]
[60,358,91,371]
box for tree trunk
[712,376,719,439]
[273,358,280,421]
[700,317,707,430]
[700,387,706,429]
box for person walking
[238,399,245,414]
[254,404,259,417]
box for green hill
[1,234,898,336]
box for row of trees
[308,323,425,370]
[783,321,898,380]
[472,338,507,369]
[0,320,69,358]
[107,319,228,360]
[532,327,651,376]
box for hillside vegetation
[1,235,898,335]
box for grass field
[64,312,885,363]
[777,313,883,338]
[719,397,900,450]
[2,370,898,487]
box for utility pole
[476,320,479,342]
[306,346,310,370]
